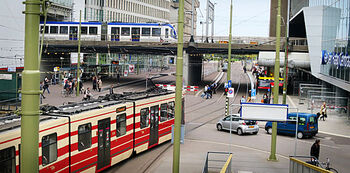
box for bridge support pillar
[183,52,203,86]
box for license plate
[249,126,254,128]
[310,126,314,129]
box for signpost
[227,88,234,98]
[228,80,232,88]
[251,89,256,99]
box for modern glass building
[289,0,350,117]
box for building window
[116,113,126,137]
[42,133,57,166]
[78,123,92,151]
[0,147,15,173]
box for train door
[69,26,78,40]
[149,105,159,147]
[97,118,111,170]
[131,28,140,41]
[111,27,120,41]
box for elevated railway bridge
[42,36,308,85]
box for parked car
[216,114,259,135]
[265,112,318,139]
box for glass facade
[306,0,350,82]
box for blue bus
[265,112,318,139]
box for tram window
[111,27,120,35]
[140,108,149,129]
[160,103,168,122]
[121,27,130,36]
[168,101,175,119]
[81,26,88,35]
[116,113,126,137]
[165,28,169,38]
[50,26,58,34]
[60,26,68,34]
[0,146,15,173]
[89,27,98,35]
[152,28,161,37]
[141,28,150,36]
[40,26,49,34]
[78,123,92,151]
[42,133,57,166]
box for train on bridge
[40,21,177,43]
[0,89,183,172]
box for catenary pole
[282,0,290,104]
[77,10,81,96]
[269,0,281,161]
[21,0,41,172]
[226,0,233,116]
[173,0,184,172]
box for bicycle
[315,158,338,173]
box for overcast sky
[196,0,271,37]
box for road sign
[124,70,128,77]
[251,89,256,99]
[227,88,234,98]
[228,80,232,88]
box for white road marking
[318,131,350,139]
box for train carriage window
[168,101,175,119]
[152,28,161,37]
[89,27,98,35]
[50,26,58,34]
[165,28,169,38]
[42,133,57,166]
[40,26,49,34]
[140,108,149,129]
[116,113,126,137]
[0,146,15,173]
[60,26,68,34]
[78,123,92,151]
[81,26,88,35]
[160,103,168,122]
[141,28,150,36]
[121,27,130,36]
[111,27,120,35]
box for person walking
[109,84,114,94]
[92,76,97,91]
[43,76,50,94]
[97,78,102,92]
[320,102,327,121]
[40,82,46,99]
[243,66,247,73]
[310,139,321,160]
[263,93,268,104]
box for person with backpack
[43,76,50,94]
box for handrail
[220,153,233,173]
[289,156,333,173]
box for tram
[0,88,183,172]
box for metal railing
[202,152,232,173]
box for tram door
[131,28,140,41]
[97,118,111,170]
[69,26,78,40]
[149,105,159,147]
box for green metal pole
[76,10,81,96]
[269,0,281,161]
[173,0,184,172]
[226,0,233,117]
[21,0,41,172]
[282,0,290,105]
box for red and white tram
[0,89,182,172]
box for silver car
[216,114,259,135]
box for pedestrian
[202,85,208,98]
[97,78,102,92]
[40,82,46,99]
[263,93,268,104]
[92,76,97,91]
[319,102,327,121]
[240,96,246,104]
[110,84,114,94]
[310,139,320,161]
[246,96,252,103]
[207,86,212,99]
[43,76,50,94]
[243,66,247,73]
[117,73,120,84]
